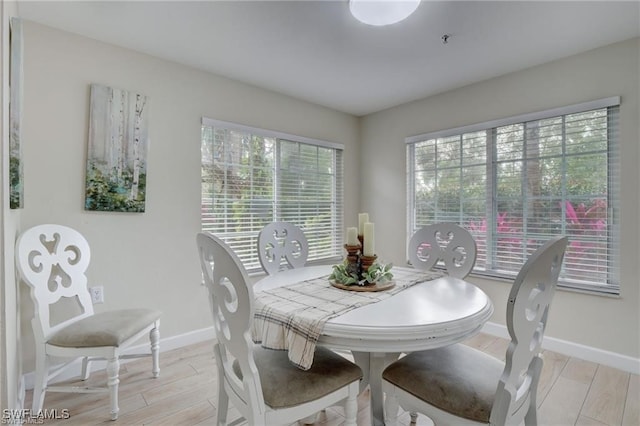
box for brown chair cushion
[48,309,161,348]
[234,346,362,409]
[382,344,504,423]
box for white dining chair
[257,221,309,275]
[196,232,362,425]
[408,222,477,278]
[15,224,161,420]
[383,236,568,426]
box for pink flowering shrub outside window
[468,212,528,271]
[467,199,608,282]
[562,199,608,281]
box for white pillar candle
[358,213,369,235]
[346,227,359,246]
[363,222,375,256]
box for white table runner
[251,268,443,370]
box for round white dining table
[254,265,494,426]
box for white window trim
[406,97,620,144]
[405,97,621,295]
[202,117,344,151]
[201,117,344,273]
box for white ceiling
[16,1,640,116]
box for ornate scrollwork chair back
[197,232,265,416]
[17,224,93,342]
[408,222,477,278]
[492,235,568,425]
[257,221,309,275]
[384,236,568,426]
[197,232,361,426]
[16,224,161,421]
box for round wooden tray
[330,280,395,292]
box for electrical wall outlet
[89,286,104,304]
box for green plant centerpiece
[361,262,394,284]
[329,259,393,287]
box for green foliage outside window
[202,124,343,270]
[410,106,617,290]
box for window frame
[201,117,344,274]
[406,97,620,295]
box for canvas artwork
[9,17,24,209]
[85,84,149,212]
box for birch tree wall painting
[9,17,24,209]
[85,84,149,212]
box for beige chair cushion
[48,309,161,348]
[382,344,504,423]
[234,346,362,409]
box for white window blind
[407,97,620,294]
[201,118,344,272]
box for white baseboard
[481,322,640,375]
[23,323,639,391]
[22,327,216,391]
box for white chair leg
[344,390,358,426]
[384,388,400,426]
[216,386,229,426]
[213,343,229,426]
[525,356,543,426]
[32,352,48,412]
[150,324,160,378]
[106,357,120,420]
[81,356,91,380]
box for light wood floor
[25,333,639,426]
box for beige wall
[360,38,640,359]
[17,21,360,372]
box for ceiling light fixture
[349,0,421,26]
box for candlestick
[363,222,375,256]
[344,244,360,277]
[358,213,369,236]
[360,254,378,274]
[346,227,359,246]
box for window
[407,97,620,294]
[201,118,344,272]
